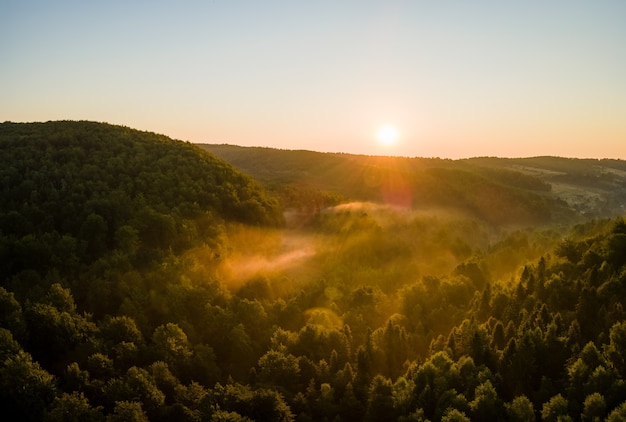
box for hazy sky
[2,1,626,158]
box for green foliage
[203,145,622,225]
[607,401,626,422]
[204,382,294,422]
[365,375,395,421]
[542,394,570,422]
[152,323,192,366]
[0,121,282,277]
[5,121,626,419]
[24,300,97,369]
[505,395,536,422]
[0,350,57,421]
[257,349,300,391]
[581,392,606,422]
[44,391,104,422]
[0,287,26,341]
[441,408,471,422]
[469,380,504,420]
[106,401,148,422]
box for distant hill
[464,156,626,216]
[201,145,626,226]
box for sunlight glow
[377,125,399,146]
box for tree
[185,343,220,386]
[338,382,365,421]
[412,351,457,415]
[365,375,395,422]
[541,394,570,422]
[0,328,21,362]
[605,321,626,377]
[505,395,535,422]
[355,331,375,399]
[373,316,411,378]
[204,383,293,422]
[148,361,181,404]
[556,239,583,264]
[433,389,469,422]
[24,301,97,368]
[257,350,300,392]
[45,283,77,313]
[151,323,192,369]
[441,408,471,422]
[606,401,626,422]
[393,376,416,416]
[315,382,336,419]
[581,392,606,422]
[209,410,253,421]
[63,362,91,395]
[0,287,26,341]
[605,233,626,268]
[44,391,104,422]
[86,353,115,381]
[0,351,57,421]
[100,315,143,346]
[469,380,504,421]
[100,315,143,371]
[499,330,538,398]
[105,366,165,418]
[576,288,600,342]
[247,388,294,422]
[106,401,148,422]
[226,323,255,379]
[491,321,506,350]
[584,366,618,408]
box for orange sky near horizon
[2,1,626,159]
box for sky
[2,1,626,159]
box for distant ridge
[200,144,626,225]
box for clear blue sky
[2,1,626,158]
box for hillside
[3,122,626,421]
[0,122,282,230]
[465,156,626,217]
[0,121,282,301]
[201,145,626,226]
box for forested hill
[1,121,282,226]
[0,121,281,268]
[201,144,626,225]
[4,121,626,421]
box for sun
[376,124,399,146]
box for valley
[2,121,626,421]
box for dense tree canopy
[2,121,626,420]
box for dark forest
[2,121,626,421]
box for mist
[187,201,557,305]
